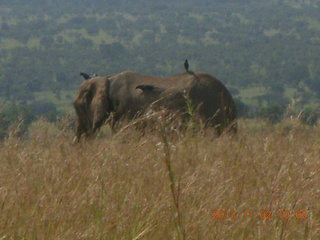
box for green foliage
[0,100,62,139]
[30,100,59,122]
[258,104,287,123]
[0,0,320,127]
[182,90,202,131]
[0,102,35,138]
[234,98,249,118]
[299,107,320,126]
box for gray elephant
[73,71,237,140]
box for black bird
[80,72,91,80]
[184,59,189,72]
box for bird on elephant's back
[73,71,237,141]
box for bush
[234,98,249,118]
[30,100,59,122]
[0,102,35,138]
[258,104,286,123]
[27,119,61,143]
[299,107,319,126]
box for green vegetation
[0,0,320,136]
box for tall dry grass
[0,117,320,239]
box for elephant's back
[110,71,197,88]
[109,71,231,97]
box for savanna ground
[0,117,320,240]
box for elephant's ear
[73,77,112,140]
[74,81,93,116]
[73,80,94,140]
[90,77,112,132]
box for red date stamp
[212,210,308,220]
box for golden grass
[0,118,320,239]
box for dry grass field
[0,117,320,240]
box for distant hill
[0,0,319,122]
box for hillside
[0,0,320,135]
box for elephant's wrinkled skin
[73,71,237,140]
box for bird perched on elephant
[184,59,189,72]
[80,72,91,80]
[80,72,98,80]
[73,71,237,141]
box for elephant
[73,71,237,141]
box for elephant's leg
[105,112,119,134]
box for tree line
[0,0,320,137]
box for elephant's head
[73,77,113,141]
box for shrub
[299,107,319,126]
[30,100,59,122]
[258,104,286,123]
